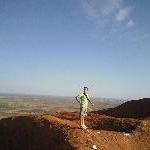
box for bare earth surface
[42,111,150,150]
[0,98,150,150]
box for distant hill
[97,98,150,118]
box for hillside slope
[0,98,150,150]
[97,98,150,118]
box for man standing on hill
[75,87,94,129]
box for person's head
[83,87,88,93]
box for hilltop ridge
[0,98,150,150]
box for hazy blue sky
[0,0,150,99]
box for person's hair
[84,87,88,91]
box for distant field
[0,95,122,119]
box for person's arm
[85,93,94,106]
[88,98,94,106]
[75,95,80,103]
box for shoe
[80,125,88,130]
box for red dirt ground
[0,98,150,150]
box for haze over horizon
[0,0,150,99]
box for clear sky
[0,0,150,99]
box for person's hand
[91,103,94,106]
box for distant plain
[0,94,122,119]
